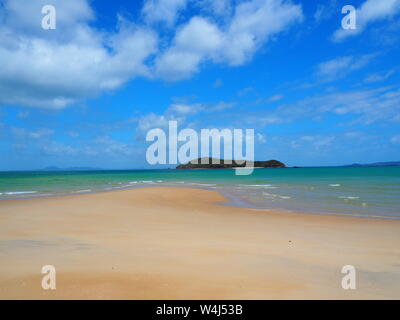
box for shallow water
[0,167,399,219]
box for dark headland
[176,158,286,169]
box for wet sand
[0,187,399,299]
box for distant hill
[41,166,103,171]
[342,161,400,167]
[176,158,287,169]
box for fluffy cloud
[142,0,188,26]
[0,0,157,109]
[333,0,400,41]
[0,0,302,109]
[156,0,303,80]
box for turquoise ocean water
[0,167,399,219]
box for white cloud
[156,0,303,80]
[198,0,233,17]
[41,141,78,156]
[257,133,267,143]
[135,100,236,138]
[364,69,395,82]
[289,135,335,151]
[279,86,400,124]
[0,0,303,108]
[166,102,203,116]
[266,94,283,102]
[313,0,338,23]
[142,0,188,27]
[12,127,54,139]
[391,135,400,144]
[333,0,400,41]
[231,85,400,130]
[226,0,302,65]
[155,16,225,80]
[316,54,374,80]
[93,136,136,156]
[0,0,157,109]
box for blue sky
[0,0,399,170]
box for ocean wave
[329,184,341,187]
[190,183,217,186]
[129,181,138,184]
[4,191,38,195]
[262,192,277,198]
[240,185,278,191]
[339,196,360,200]
[238,184,278,189]
[262,192,291,199]
[76,189,92,193]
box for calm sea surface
[1,167,399,219]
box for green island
[176,158,287,169]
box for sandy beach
[0,187,399,299]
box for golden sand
[0,187,399,299]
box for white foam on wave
[339,196,359,200]
[262,192,291,199]
[5,191,38,195]
[129,181,138,184]
[140,180,155,184]
[76,189,92,193]
[239,184,273,187]
[238,184,278,189]
[262,192,277,198]
[329,184,341,187]
[190,183,217,186]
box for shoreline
[0,187,399,299]
[1,184,399,221]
